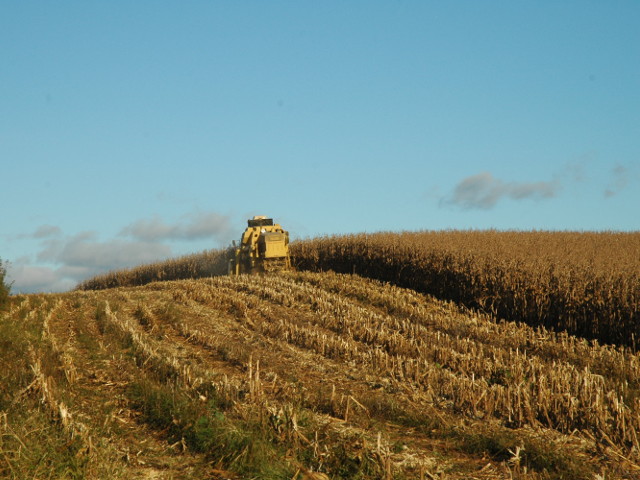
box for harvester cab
[229,216,291,275]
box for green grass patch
[455,428,593,479]
[0,306,97,479]
[0,407,89,480]
[0,318,32,409]
[127,378,294,479]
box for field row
[143,272,640,476]
[178,272,640,452]
[10,272,640,477]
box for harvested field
[4,271,640,478]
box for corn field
[291,231,640,347]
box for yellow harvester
[229,216,291,275]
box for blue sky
[2,1,639,293]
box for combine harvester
[228,216,291,275]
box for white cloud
[8,233,174,293]
[8,210,232,293]
[62,238,171,270]
[36,232,172,269]
[442,172,558,210]
[119,218,176,241]
[6,262,76,293]
[120,211,232,242]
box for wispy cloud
[7,210,233,293]
[7,261,80,293]
[562,157,590,183]
[33,225,62,238]
[120,212,232,242]
[7,231,174,293]
[37,232,172,270]
[604,164,630,198]
[441,172,558,210]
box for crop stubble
[11,271,640,477]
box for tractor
[229,216,291,275]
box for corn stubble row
[11,271,640,475]
[291,231,640,347]
[159,272,640,461]
[78,286,434,477]
[2,295,122,478]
